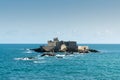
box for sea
[0,44,120,80]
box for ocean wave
[25,50,33,53]
[33,60,46,64]
[23,48,33,53]
[14,57,36,61]
[37,57,45,60]
[55,54,66,58]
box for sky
[0,0,120,44]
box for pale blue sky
[0,0,120,44]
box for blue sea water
[0,44,120,80]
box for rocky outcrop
[31,47,99,53]
[30,38,99,53]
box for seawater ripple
[0,44,120,80]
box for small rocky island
[31,38,99,56]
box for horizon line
[0,43,120,44]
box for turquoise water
[0,44,120,80]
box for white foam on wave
[26,50,32,53]
[37,57,45,60]
[68,54,75,56]
[14,58,22,60]
[26,48,30,50]
[14,57,35,61]
[23,49,33,53]
[56,54,66,58]
[63,53,84,59]
[56,54,65,57]
[33,61,46,63]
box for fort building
[42,37,78,52]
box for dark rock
[89,49,99,53]
[41,53,56,57]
